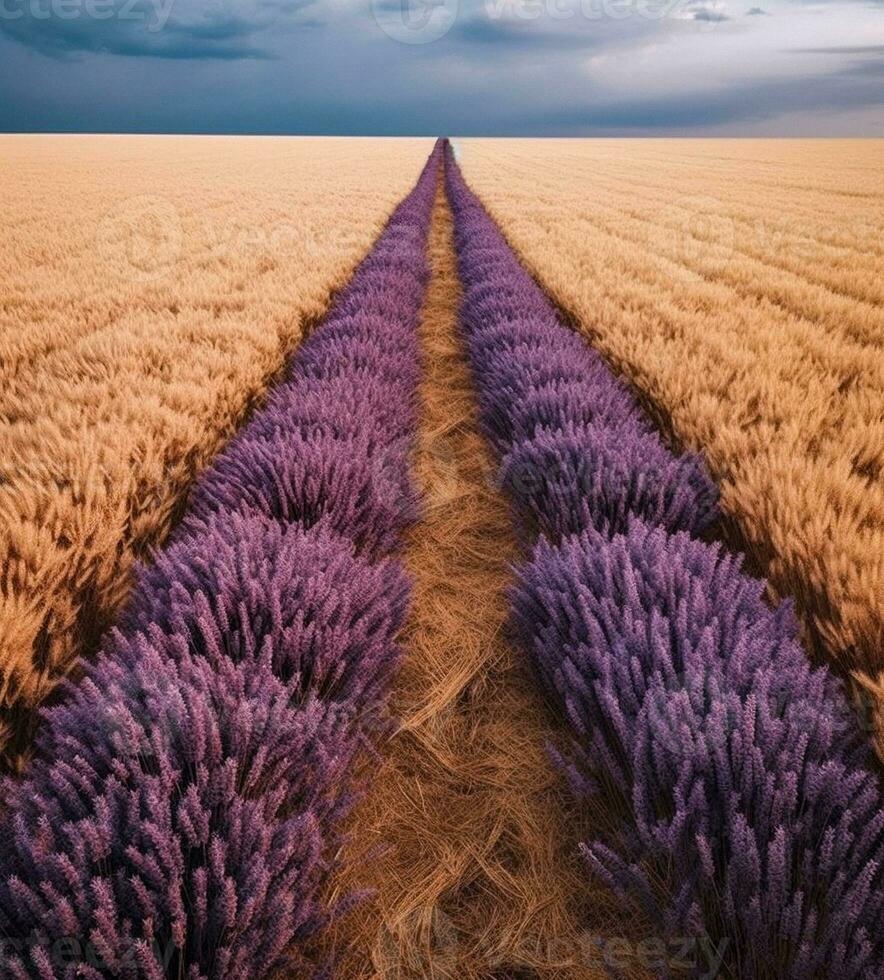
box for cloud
[691,7,729,20]
[0,0,882,134]
[792,45,884,54]
[745,5,766,13]
[515,64,884,132]
[0,0,315,59]
[446,0,679,57]
[656,0,732,24]
[453,16,602,48]
[789,44,884,78]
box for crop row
[0,136,433,776]
[0,144,441,979]
[444,143,884,978]
[454,138,884,760]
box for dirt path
[323,178,619,979]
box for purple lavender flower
[182,428,418,558]
[500,423,718,539]
[122,514,411,709]
[0,139,445,979]
[443,144,719,537]
[0,521,404,979]
[444,141,884,978]
[511,522,884,979]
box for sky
[0,0,882,133]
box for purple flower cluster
[0,143,442,979]
[444,143,884,977]
[515,527,884,977]
[444,149,717,543]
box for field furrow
[324,162,622,980]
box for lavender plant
[512,523,884,978]
[121,514,411,710]
[182,428,418,557]
[443,141,884,978]
[0,141,444,979]
[444,147,717,537]
[499,424,717,539]
[0,522,402,980]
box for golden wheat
[0,134,431,771]
[457,137,884,752]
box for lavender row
[444,149,716,542]
[0,143,442,980]
[444,143,884,977]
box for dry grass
[321,180,633,980]
[457,138,884,753]
[0,134,432,771]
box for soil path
[325,175,618,980]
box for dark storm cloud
[519,65,884,132]
[0,0,882,134]
[452,16,603,47]
[0,0,313,59]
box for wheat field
[457,138,884,754]
[0,135,431,772]
[1,136,883,977]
